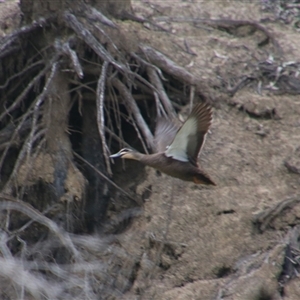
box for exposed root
[111,77,155,150]
[0,4,229,299]
[96,61,112,175]
[253,195,300,232]
[0,195,81,259]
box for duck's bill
[109,152,121,158]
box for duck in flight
[110,102,215,185]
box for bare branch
[96,61,112,175]
[131,52,166,81]
[0,17,49,53]
[62,41,84,78]
[73,152,141,205]
[0,119,32,149]
[189,85,195,113]
[2,62,59,191]
[0,196,81,260]
[0,66,49,123]
[0,257,61,299]
[0,60,44,90]
[111,78,155,150]
[84,5,118,28]
[253,195,300,232]
[64,12,126,73]
[140,45,196,85]
[147,67,176,118]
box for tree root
[253,195,300,232]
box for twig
[253,195,300,232]
[105,127,132,149]
[189,85,195,113]
[84,5,118,28]
[111,78,155,150]
[131,52,166,81]
[96,61,112,175]
[153,90,166,118]
[0,257,61,299]
[140,45,208,98]
[0,60,44,90]
[109,86,125,149]
[0,66,49,123]
[128,111,149,155]
[147,67,176,118]
[0,196,81,260]
[8,204,61,241]
[64,12,158,95]
[62,41,83,78]
[0,119,32,149]
[64,12,127,73]
[73,152,141,205]
[0,17,49,53]
[2,129,43,195]
[3,63,58,192]
[140,45,197,85]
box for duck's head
[109,148,138,160]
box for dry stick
[64,12,126,73]
[64,12,158,94]
[253,195,300,232]
[0,108,43,176]
[0,46,20,59]
[0,196,81,259]
[128,111,149,155]
[0,60,44,90]
[0,118,31,177]
[62,41,83,79]
[131,52,166,81]
[8,204,60,242]
[84,4,118,28]
[0,119,32,149]
[147,67,176,118]
[189,85,195,113]
[94,22,120,54]
[0,17,49,53]
[0,66,50,123]
[2,129,45,195]
[73,152,140,204]
[27,62,58,162]
[112,78,155,150]
[153,91,165,118]
[3,63,59,192]
[96,61,112,175]
[141,45,207,101]
[140,45,197,85]
[109,86,125,149]
[0,231,13,259]
[0,257,61,299]
[105,127,132,149]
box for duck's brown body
[139,153,215,185]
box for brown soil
[1,0,300,299]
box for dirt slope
[118,1,300,299]
[1,0,300,299]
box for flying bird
[110,103,215,185]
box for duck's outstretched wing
[165,103,212,165]
[154,118,180,153]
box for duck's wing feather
[165,103,212,165]
[154,118,180,153]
